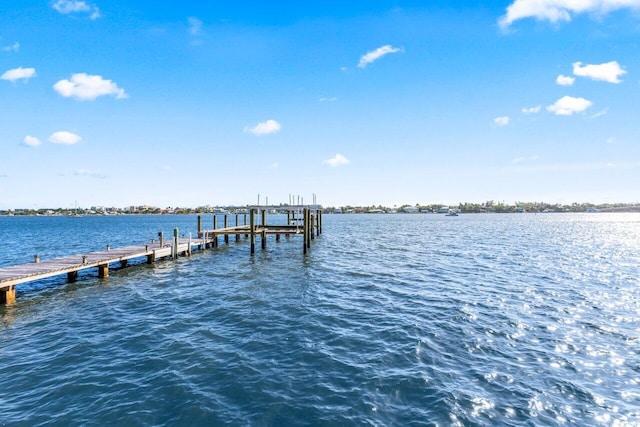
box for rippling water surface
[1,213,639,425]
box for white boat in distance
[445,209,459,216]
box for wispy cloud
[493,116,510,127]
[74,169,106,179]
[53,73,128,100]
[358,45,403,68]
[2,42,20,52]
[499,0,640,29]
[556,74,575,86]
[512,155,540,164]
[522,105,541,114]
[22,135,41,147]
[49,131,82,145]
[319,97,337,102]
[244,119,281,136]
[590,109,608,119]
[188,17,203,35]
[53,0,100,20]
[573,61,626,84]
[547,96,592,116]
[1,67,36,82]
[323,154,350,167]
[268,162,279,170]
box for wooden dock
[0,207,322,304]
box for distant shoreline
[1,203,640,216]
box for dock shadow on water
[1,213,639,425]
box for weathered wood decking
[0,207,322,304]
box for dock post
[197,215,202,236]
[235,214,239,242]
[306,209,311,250]
[188,233,192,256]
[34,255,40,263]
[0,286,16,304]
[98,264,109,278]
[147,250,156,264]
[319,210,322,235]
[261,209,267,250]
[302,208,307,254]
[158,232,164,247]
[120,259,128,268]
[287,210,291,225]
[68,271,78,282]
[224,215,229,244]
[310,212,315,241]
[213,215,218,247]
[250,208,256,254]
[244,214,248,238]
[173,228,179,259]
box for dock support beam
[0,286,16,304]
[68,271,78,282]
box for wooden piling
[98,264,109,278]
[310,213,315,241]
[213,215,218,247]
[158,232,164,247]
[0,286,16,304]
[235,214,240,242]
[261,209,267,250]
[250,208,256,254]
[34,255,40,263]
[224,215,229,244]
[197,215,202,235]
[68,271,78,282]
[303,208,308,255]
[173,228,179,259]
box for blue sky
[1,0,639,209]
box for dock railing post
[197,215,202,236]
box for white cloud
[1,67,36,82]
[556,74,575,86]
[53,73,128,100]
[188,17,203,35]
[493,116,510,126]
[49,131,82,145]
[573,61,626,83]
[2,42,20,52]
[319,97,337,102]
[606,137,616,144]
[22,135,41,147]
[74,169,106,178]
[522,105,541,114]
[324,154,350,167]
[499,0,640,29]
[268,162,279,170]
[244,119,281,136]
[590,109,608,119]
[547,96,593,115]
[358,45,403,68]
[53,0,100,19]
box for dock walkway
[0,207,322,304]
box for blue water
[1,213,639,425]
